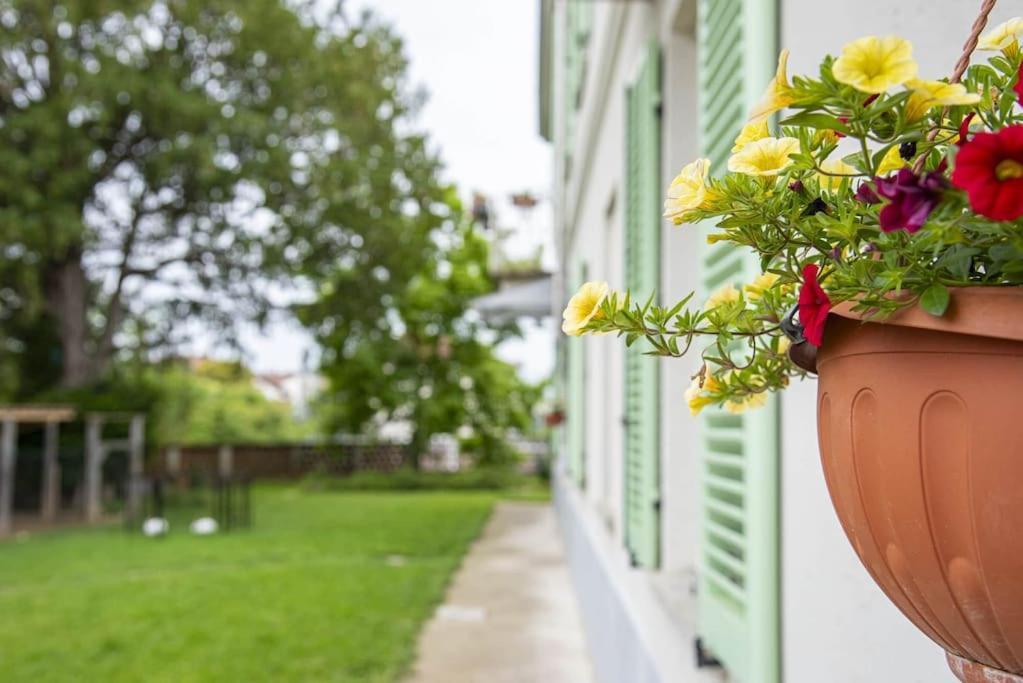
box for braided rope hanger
[913,0,999,173]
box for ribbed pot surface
[817,290,1023,674]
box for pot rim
[830,286,1023,344]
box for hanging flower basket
[563,1,1023,679]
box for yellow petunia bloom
[732,120,770,154]
[876,145,907,176]
[725,391,768,415]
[832,36,918,94]
[685,373,724,416]
[743,272,780,301]
[684,377,712,416]
[978,17,1023,52]
[704,283,741,311]
[727,137,800,176]
[562,281,610,336]
[818,157,859,191]
[664,158,713,225]
[749,49,794,123]
[903,79,981,122]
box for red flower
[873,168,947,233]
[798,264,831,348]
[952,124,1023,221]
[1015,63,1023,107]
[957,112,975,148]
[836,116,848,138]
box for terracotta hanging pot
[816,287,1023,682]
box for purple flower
[872,168,947,233]
[855,181,881,204]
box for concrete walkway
[405,501,594,683]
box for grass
[0,486,496,682]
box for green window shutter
[563,1,593,169]
[696,0,780,682]
[564,3,580,163]
[567,263,587,488]
[623,42,662,569]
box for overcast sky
[232,0,556,382]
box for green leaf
[920,284,950,317]
[778,112,851,135]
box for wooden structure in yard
[84,413,146,523]
[0,406,146,535]
[0,405,76,535]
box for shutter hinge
[654,101,663,119]
[695,638,722,669]
[652,498,661,512]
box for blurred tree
[304,220,541,467]
[148,359,312,445]
[0,0,439,392]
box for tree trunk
[44,254,96,388]
[407,427,428,471]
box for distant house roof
[472,273,553,323]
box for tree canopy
[305,217,541,466]
[0,0,439,392]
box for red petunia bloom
[873,168,947,233]
[957,112,976,148]
[952,124,1023,221]
[798,264,831,348]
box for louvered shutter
[696,0,780,681]
[567,263,586,488]
[563,1,592,165]
[622,42,661,569]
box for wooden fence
[157,443,408,480]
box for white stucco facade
[544,1,1017,682]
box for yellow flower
[732,120,770,153]
[743,272,780,301]
[818,157,859,191]
[724,391,768,415]
[978,17,1023,52]
[685,373,724,416]
[704,284,741,311]
[664,158,713,225]
[875,146,907,176]
[832,36,918,94]
[815,128,840,146]
[777,337,791,355]
[562,281,610,336]
[903,79,981,122]
[727,137,800,176]
[749,49,794,123]
[684,377,712,416]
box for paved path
[405,501,594,683]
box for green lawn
[0,487,496,682]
